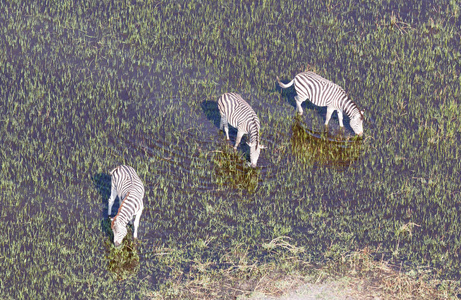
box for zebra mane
[352,99,364,119]
[111,191,130,227]
[250,115,259,148]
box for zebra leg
[294,96,304,115]
[337,110,344,127]
[220,116,230,140]
[325,106,335,126]
[132,209,143,239]
[234,130,244,149]
[107,184,117,216]
[219,115,224,130]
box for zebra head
[110,218,127,248]
[350,110,364,136]
[248,142,266,168]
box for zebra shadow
[91,172,114,238]
[201,99,232,139]
[200,100,221,129]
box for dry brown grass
[146,241,459,300]
[334,247,456,299]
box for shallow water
[1,0,461,298]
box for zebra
[277,71,364,136]
[107,165,145,248]
[218,93,265,168]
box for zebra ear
[259,144,267,150]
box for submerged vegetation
[1,0,461,298]
[213,140,261,193]
[105,229,140,281]
[290,117,363,170]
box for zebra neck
[341,97,361,118]
[112,192,131,226]
[248,119,260,147]
[113,210,130,226]
[249,131,259,147]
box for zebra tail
[276,76,294,89]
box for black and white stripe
[277,72,364,136]
[108,165,144,247]
[218,93,265,168]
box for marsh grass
[212,143,260,193]
[1,0,461,298]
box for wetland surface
[1,0,461,298]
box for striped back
[110,165,144,229]
[218,93,260,148]
[294,72,362,120]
